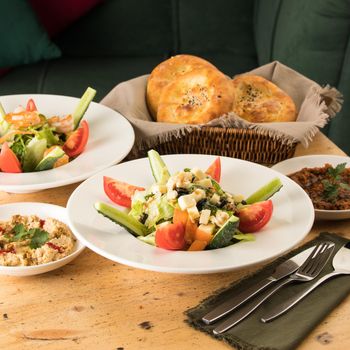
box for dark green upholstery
[254,0,350,153]
[0,0,349,153]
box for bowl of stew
[272,155,350,220]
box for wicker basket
[134,127,297,165]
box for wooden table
[1,132,349,350]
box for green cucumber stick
[72,87,96,129]
[245,177,283,204]
[0,102,6,119]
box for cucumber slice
[23,137,47,172]
[0,102,5,118]
[35,146,65,171]
[95,202,149,237]
[245,177,283,204]
[147,149,170,185]
[208,215,239,249]
[72,87,96,129]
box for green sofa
[0,0,349,154]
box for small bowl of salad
[0,87,95,173]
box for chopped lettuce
[232,233,256,242]
[37,125,60,147]
[22,137,47,172]
[144,194,174,229]
[137,231,156,246]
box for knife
[202,246,315,325]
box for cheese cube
[215,210,230,226]
[178,194,196,210]
[210,193,220,204]
[187,206,200,221]
[192,188,206,202]
[167,190,178,201]
[195,178,212,188]
[199,209,211,225]
[191,167,206,180]
[198,223,215,235]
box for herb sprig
[322,163,350,201]
[11,223,49,249]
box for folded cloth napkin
[101,61,342,158]
[185,232,350,350]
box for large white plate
[0,94,134,193]
[67,155,315,274]
[272,155,350,220]
[0,202,85,276]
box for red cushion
[29,0,103,37]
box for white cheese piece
[192,188,206,202]
[191,167,206,180]
[215,210,230,227]
[198,223,215,234]
[167,190,178,201]
[233,194,245,203]
[166,177,176,191]
[199,209,211,225]
[195,178,212,188]
[178,194,196,210]
[151,184,167,194]
[210,193,220,204]
[187,206,200,221]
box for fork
[213,241,335,334]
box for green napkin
[186,233,350,350]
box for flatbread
[231,75,297,122]
[146,55,217,118]
[157,67,234,124]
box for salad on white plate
[95,150,283,251]
[0,87,96,173]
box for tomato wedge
[0,142,22,173]
[155,222,186,250]
[103,176,145,208]
[238,200,273,233]
[26,98,37,112]
[63,120,89,157]
[206,156,221,182]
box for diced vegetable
[72,87,96,129]
[208,215,239,249]
[138,232,156,246]
[95,202,149,236]
[238,200,273,233]
[103,176,145,208]
[147,149,170,185]
[35,146,65,171]
[195,224,215,243]
[173,208,188,226]
[155,222,186,250]
[188,240,207,251]
[22,137,47,172]
[206,156,221,182]
[63,120,89,157]
[185,218,198,244]
[245,178,283,204]
[0,142,22,173]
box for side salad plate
[0,92,134,193]
[67,153,314,274]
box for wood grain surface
[1,132,349,350]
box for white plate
[67,154,314,274]
[272,155,350,221]
[0,202,85,276]
[0,94,134,193]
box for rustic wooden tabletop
[1,132,349,350]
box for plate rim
[0,93,135,192]
[67,154,315,274]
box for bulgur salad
[0,215,75,266]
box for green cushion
[0,56,166,100]
[55,0,173,57]
[0,0,61,68]
[178,0,256,57]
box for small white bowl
[0,202,85,276]
[272,155,350,221]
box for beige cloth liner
[101,61,342,158]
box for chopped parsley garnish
[322,163,350,201]
[11,223,49,249]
